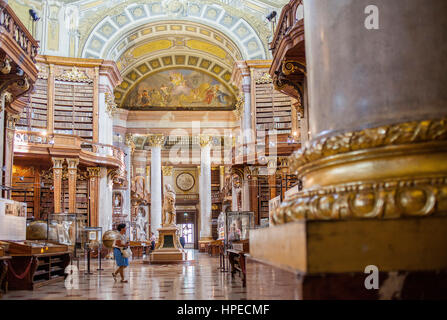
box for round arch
[79,1,269,60]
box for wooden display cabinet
[5,241,68,255]
[0,247,4,257]
[7,252,70,290]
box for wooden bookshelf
[255,81,293,136]
[11,176,35,218]
[257,176,270,220]
[76,179,89,225]
[54,81,94,140]
[40,175,54,220]
[17,78,48,132]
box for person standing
[150,232,156,251]
[112,223,129,283]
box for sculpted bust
[162,184,176,226]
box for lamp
[29,9,40,21]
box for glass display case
[47,214,80,247]
[226,212,254,242]
[80,227,102,250]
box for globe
[102,230,120,249]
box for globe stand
[97,244,103,271]
[85,248,93,275]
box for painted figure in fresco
[162,184,176,226]
[204,85,216,104]
[141,90,150,106]
[215,85,230,104]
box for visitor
[179,235,185,248]
[150,232,156,251]
[112,223,129,283]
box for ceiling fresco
[112,21,240,108]
[123,68,235,110]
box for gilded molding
[147,134,165,147]
[162,166,173,176]
[273,177,447,225]
[291,118,447,172]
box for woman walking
[112,223,129,283]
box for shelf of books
[255,81,293,139]
[53,81,93,140]
[17,78,48,132]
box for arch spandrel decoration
[79,0,269,61]
[122,67,236,111]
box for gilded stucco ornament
[273,118,447,225]
[233,93,244,120]
[273,177,447,225]
[105,91,118,116]
[255,72,272,84]
[56,67,92,83]
[291,118,447,172]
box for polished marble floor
[1,249,301,300]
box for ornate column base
[249,118,447,299]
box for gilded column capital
[52,157,65,169]
[199,135,213,148]
[87,167,101,178]
[66,158,79,170]
[147,134,165,147]
[162,166,173,176]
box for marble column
[305,0,447,139]
[67,158,79,214]
[87,167,100,227]
[250,0,447,299]
[52,158,64,213]
[242,74,253,145]
[199,135,212,240]
[148,134,164,236]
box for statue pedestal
[146,226,186,264]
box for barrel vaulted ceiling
[79,0,272,61]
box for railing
[14,131,126,173]
[80,138,126,174]
[270,0,304,56]
[0,0,39,62]
[14,131,53,145]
